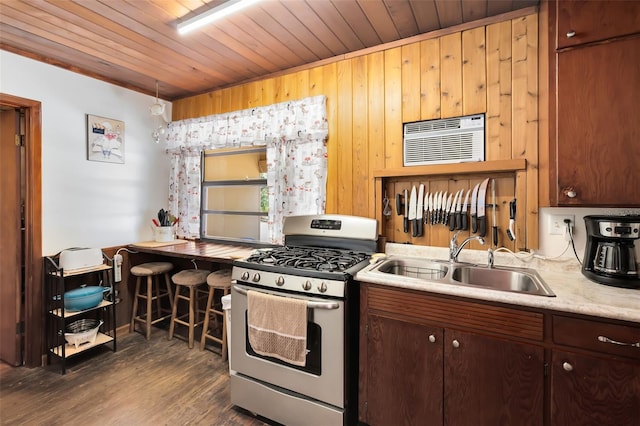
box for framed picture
[86,114,124,164]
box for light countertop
[356,243,640,324]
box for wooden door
[0,108,22,366]
[0,93,42,369]
[365,314,444,426]
[550,350,640,426]
[555,37,640,206]
[444,329,544,426]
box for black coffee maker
[582,215,640,289]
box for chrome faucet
[487,248,495,268]
[449,231,485,263]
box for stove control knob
[302,280,312,291]
[241,272,249,281]
[317,282,327,293]
[276,276,285,286]
[252,273,261,282]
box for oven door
[231,282,345,408]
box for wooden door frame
[0,93,42,368]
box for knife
[443,192,453,226]
[461,189,471,230]
[416,184,424,237]
[448,190,460,231]
[432,192,440,224]
[409,185,417,236]
[491,179,498,246]
[507,198,516,241]
[454,189,464,230]
[403,189,409,233]
[436,191,445,224]
[470,183,481,233]
[424,192,430,225]
[428,192,434,225]
[477,178,490,237]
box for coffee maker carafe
[582,215,640,289]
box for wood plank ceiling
[0,0,537,101]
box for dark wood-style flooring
[0,328,275,426]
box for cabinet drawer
[556,0,640,49]
[553,315,640,359]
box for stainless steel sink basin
[375,258,449,281]
[450,266,555,297]
[363,256,555,297]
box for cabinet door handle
[562,187,577,198]
[566,30,576,38]
[598,335,640,348]
[562,362,573,372]
[428,334,436,343]
[451,339,460,348]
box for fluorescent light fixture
[177,0,262,35]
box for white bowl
[64,319,103,349]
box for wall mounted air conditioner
[403,114,485,166]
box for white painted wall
[538,207,640,266]
[1,51,171,255]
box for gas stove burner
[245,246,370,273]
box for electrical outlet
[114,254,123,282]
[549,214,575,235]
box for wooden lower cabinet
[359,284,544,426]
[550,350,640,426]
[550,314,640,426]
[444,329,544,426]
[366,314,443,425]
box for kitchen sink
[375,258,449,281]
[450,266,555,297]
[363,256,555,297]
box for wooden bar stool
[200,269,232,359]
[168,268,210,348]
[129,262,174,340]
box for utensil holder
[154,226,174,242]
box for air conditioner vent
[403,114,485,166]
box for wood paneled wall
[172,11,539,250]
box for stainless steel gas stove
[230,214,377,426]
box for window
[200,146,269,244]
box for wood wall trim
[373,159,526,178]
[538,0,551,208]
[0,93,43,368]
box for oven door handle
[232,285,340,310]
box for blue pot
[64,286,109,311]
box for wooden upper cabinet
[556,0,640,49]
[550,0,640,206]
[555,37,640,206]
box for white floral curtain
[165,95,328,244]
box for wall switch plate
[549,214,575,235]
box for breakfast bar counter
[129,240,255,264]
